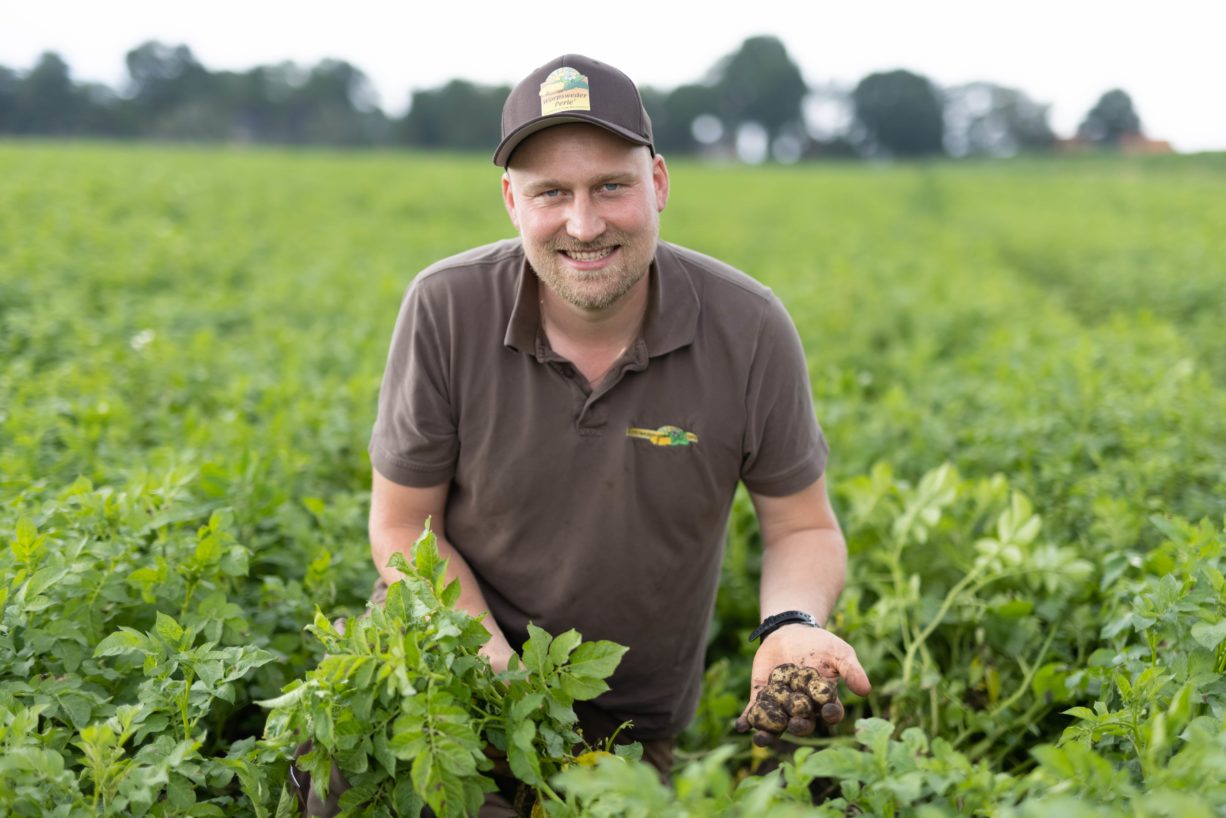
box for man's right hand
[480,641,514,675]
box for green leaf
[1166,681,1196,726]
[548,629,582,666]
[194,532,223,566]
[855,718,895,758]
[94,628,151,658]
[255,681,314,710]
[393,777,426,816]
[521,624,553,676]
[350,689,375,722]
[991,598,1035,619]
[1032,663,1072,703]
[507,719,543,786]
[372,730,397,777]
[798,745,875,781]
[56,691,96,729]
[565,641,627,684]
[1063,706,1097,721]
[222,545,250,577]
[297,745,334,803]
[387,551,413,575]
[195,659,223,687]
[402,706,490,818]
[510,692,544,723]
[354,656,377,690]
[155,611,185,645]
[412,527,444,585]
[11,518,44,563]
[315,705,335,748]
[1190,620,1226,651]
[319,654,371,686]
[440,577,462,608]
[884,770,927,804]
[559,673,610,702]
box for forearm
[745,477,871,701]
[759,525,847,623]
[370,522,515,663]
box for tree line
[0,37,1148,160]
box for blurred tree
[0,65,18,131]
[296,59,387,145]
[12,52,85,134]
[1077,89,1142,147]
[643,83,721,155]
[944,82,1055,157]
[399,79,508,150]
[711,36,808,157]
[123,42,229,139]
[125,42,211,115]
[852,69,945,157]
[228,63,304,142]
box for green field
[2,143,1225,816]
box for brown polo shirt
[369,238,827,739]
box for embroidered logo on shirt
[540,67,591,116]
[626,425,699,447]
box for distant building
[1054,137,1093,154]
[1054,134,1175,154]
[1119,134,1175,154]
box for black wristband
[748,610,823,642]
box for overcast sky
[4,0,1224,152]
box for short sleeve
[740,294,828,496]
[368,278,459,487]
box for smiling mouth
[561,246,617,262]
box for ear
[651,154,670,213]
[501,172,520,229]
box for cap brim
[493,114,652,167]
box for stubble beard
[527,230,656,312]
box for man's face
[502,123,669,312]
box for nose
[566,194,605,243]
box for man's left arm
[743,475,871,718]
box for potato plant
[256,525,630,817]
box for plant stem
[900,562,985,687]
[967,698,1047,760]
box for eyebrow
[523,171,638,194]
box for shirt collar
[503,240,699,358]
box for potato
[767,663,799,687]
[789,666,821,692]
[746,700,789,733]
[755,684,792,711]
[787,691,814,719]
[820,700,845,724]
[749,664,846,739]
[806,677,838,705]
[786,716,817,736]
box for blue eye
[601,183,621,192]
[542,189,561,198]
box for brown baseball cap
[493,54,654,167]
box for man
[366,54,870,812]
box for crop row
[1,144,1224,815]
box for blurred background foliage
[0,35,1163,161]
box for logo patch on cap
[540,67,591,116]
